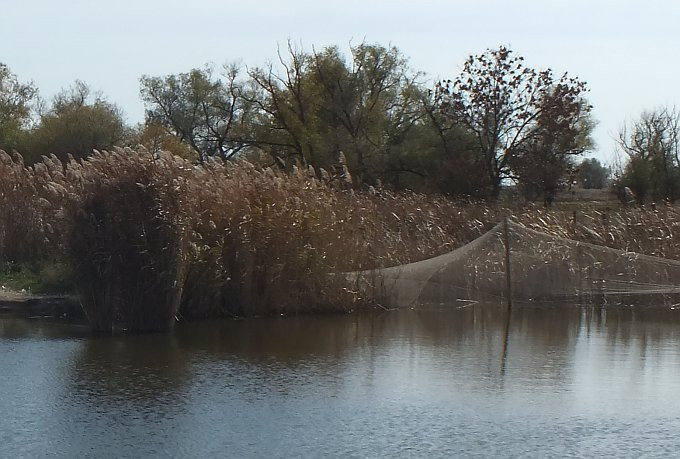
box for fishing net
[353,220,680,308]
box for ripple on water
[2,307,680,457]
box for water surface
[2,305,680,457]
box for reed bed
[0,148,498,330]
[175,161,499,318]
[512,205,680,260]
[4,147,680,331]
[65,150,192,331]
[0,151,69,263]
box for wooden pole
[500,217,513,376]
[503,216,513,311]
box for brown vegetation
[0,148,498,330]
[2,147,680,331]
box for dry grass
[0,151,70,263]
[0,148,499,329]
[513,204,680,260]
[65,150,192,331]
[177,162,500,318]
[4,147,680,331]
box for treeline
[1,44,606,201]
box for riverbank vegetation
[4,147,680,331]
[0,148,503,330]
[2,42,680,331]
[1,45,596,202]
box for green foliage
[384,120,488,196]
[0,261,72,294]
[248,42,425,185]
[0,261,41,291]
[616,107,680,202]
[4,45,599,202]
[27,81,130,162]
[140,64,256,161]
[577,158,610,189]
[34,261,73,293]
[137,44,593,200]
[0,63,37,153]
[618,156,653,203]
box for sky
[3,0,680,164]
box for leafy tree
[511,94,595,201]
[28,81,130,162]
[395,95,487,196]
[140,64,256,162]
[433,46,590,198]
[421,89,495,197]
[615,156,654,203]
[248,43,424,185]
[616,107,680,202]
[577,158,610,189]
[0,63,37,152]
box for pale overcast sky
[3,0,679,163]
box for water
[3,305,680,458]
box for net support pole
[503,217,513,310]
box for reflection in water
[3,305,680,457]
[58,333,192,457]
[500,307,511,376]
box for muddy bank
[0,290,83,320]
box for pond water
[3,305,680,457]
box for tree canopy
[577,158,610,189]
[27,81,130,162]
[248,43,425,185]
[432,46,591,198]
[140,65,256,162]
[616,107,680,202]
[0,63,37,152]
[0,43,610,202]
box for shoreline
[0,289,82,319]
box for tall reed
[0,151,70,263]
[8,147,680,332]
[66,149,191,331]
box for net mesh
[353,220,680,308]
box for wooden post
[503,216,513,310]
